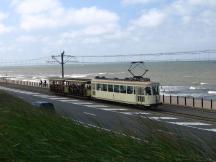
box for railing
[161,95,216,110]
[0,78,49,89]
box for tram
[49,62,161,107]
[91,77,160,106]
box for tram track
[153,105,216,123]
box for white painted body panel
[91,79,160,106]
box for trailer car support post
[177,96,179,105]
[211,99,213,110]
[193,98,195,107]
[61,52,64,79]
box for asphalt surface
[0,85,216,154]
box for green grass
[0,91,214,162]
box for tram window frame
[120,85,126,93]
[145,87,152,95]
[127,86,134,94]
[155,85,160,95]
[114,85,119,93]
[102,84,108,91]
[137,87,144,95]
[108,84,113,92]
[92,84,95,90]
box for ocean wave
[98,73,107,75]
[189,86,196,90]
[189,85,208,90]
[208,91,216,95]
[183,75,193,78]
[200,82,208,85]
[65,74,89,78]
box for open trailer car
[49,78,91,97]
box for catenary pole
[61,51,64,78]
[49,51,75,79]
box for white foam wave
[98,73,106,75]
[189,86,196,90]
[65,74,89,78]
[208,91,216,95]
[200,82,208,85]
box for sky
[0,0,216,61]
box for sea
[0,61,216,100]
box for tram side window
[127,86,134,94]
[145,87,152,95]
[114,85,119,93]
[97,84,103,91]
[120,85,126,93]
[102,84,107,91]
[108,85,113,92]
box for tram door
[136,87,145,105]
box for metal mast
[48,51,75,78]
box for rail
[161,95,216,111]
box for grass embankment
[0,91,213,162]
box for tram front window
[145,87,151,95]
[152,86,159,95]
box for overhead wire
[0,49,215,65]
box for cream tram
[91,77,160,106]
[49,62,161,107]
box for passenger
[44,80,47,87]
[39,80,42,87]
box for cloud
[0,24,10,34]
[15,0,61,14]
[0,12,8,21]
[2,0,216,60]
[121,0,169,6]
[16,35,38,43]
[122,0,152,5]
[0,11,10,34]
[60,24,122,45]
[129,9,166,28]
[12,0,119,31]
[188,0,216,6]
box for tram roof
[49,77,91,81]
[92,77,159,85]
